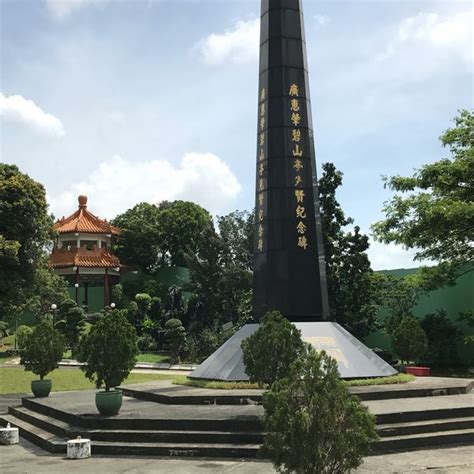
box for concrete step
[372,428,474,454]
[9,405,264,444]
[0,414,66,453]
[90,441,260,458]
[378,417,474,437]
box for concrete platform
[1,379,472,458]
[119,377,474,405]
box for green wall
[364,267,474,366]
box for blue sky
[1,0,472,269]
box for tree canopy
[319,163,381,338]
[112,200,213,271]
[0,164,66,319]
[373,110,473,279]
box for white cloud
[379,10,472,62]
[198,18,259,65]
[367,240,433,271]
[0,93,65,138]
[314,15,330,26]
[49,153,241,219]
[46,0,106,20]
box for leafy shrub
[262,347,378,473]
[164,318,186,363]
[16,325,33,351]
[391,316,428,364]
[20,319,65,380]
[241,310,305,385]
[138,334,158,352]
[77,309,138,391]
[421,309,461,368]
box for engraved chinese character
[296,221,307,234]
[259,178,264,191]
[258,224,264,237]
[295,189,305,203]
[292,144,303,157]
[293,159,303,171]
[258,193,264,206]
[259,148,265,161]
[295,175,302,187]
[259,209,264,221]
[258,239,264,251]
[260,116,266,130]
[260,132,265,146]
[260,88,266,101]
[289,84,299,97]
[260,103,265,117]
[290,99,300,112]
[292,129,301,142]
[296,205,306,219]
[291,113,301,126]
[297,235,308,250]
[259,163,265,177]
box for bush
[262,347,378,473]
[241,310,305,385]
[391,316,428,364]
[138,334,158,352]
[19,319,65,380]
[16,325,33,351]
[421,309,461,368]
[77,309,138,391]
[164,318,186,363]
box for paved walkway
[0,439,473,473]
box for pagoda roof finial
[78,195,88,208]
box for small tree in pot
[77,309,138,416]
[19,318,65,397]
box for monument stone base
[189,322,397,381]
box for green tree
[373,110,474,284]
[111,283,124,309]
[241,311,305,386]
[77,309,138,391]
[20,319,65,380]
[391,316,428,364]
[319,163,381,338]
[262,347,378,473]
[135,293,152,323]
[55,300,85,358]
[16,325,33,351]
[421,309,461,368]
[217,209,254,271]
[0,164,59,319]
[164,318,186,363]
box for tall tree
[0,164,64,319]
[112,200,213,271]
[373,110,474,284]
[319,163,381,338]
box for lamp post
[74,283,80,304]
[51,303,58,323]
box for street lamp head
[74,283,79,288]
[110,302,116,309]
[51,304,57,310]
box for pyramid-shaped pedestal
[189,322,397,381]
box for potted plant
[19,318,65,397]
[77,309,138,416]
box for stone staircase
[1,380,473,458]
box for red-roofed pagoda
[49,195,121,309]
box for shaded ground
[1,439,473,473]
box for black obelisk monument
[190,0,397,380]
[253,0,329,322]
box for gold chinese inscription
[256,87,267,253]
[289,83,309,250]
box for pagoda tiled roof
[55,195,120,235]
[49,246,121,269]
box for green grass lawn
[174,373,415,390]
[0,367,177,394]
[136,353,170,364]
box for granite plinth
[190,322,398,381]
